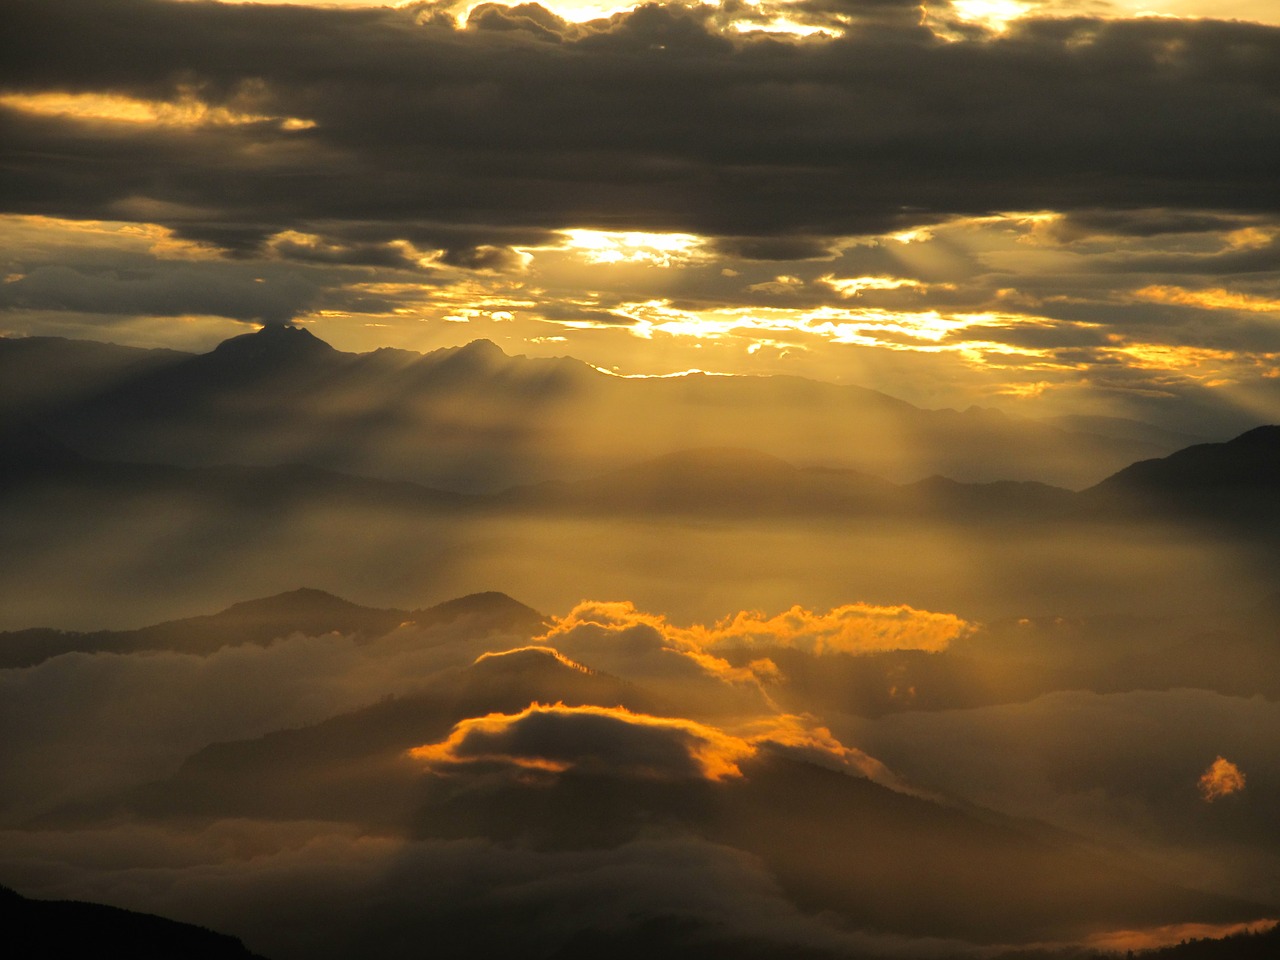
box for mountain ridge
[0,327,1210,491]
[5,421,1277,527]
[0,587,547,669]
[0,884,267,960]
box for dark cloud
[945,320,1111,352]
[436,244,526,272]
[0,261,321,324]
[540,303,638,323]
[268,236,423,270]
[2,1,1278,254]
[1052,209,1267,241]
[1095,234,1280,275]
[711,236,844,261]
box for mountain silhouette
[0,588,545,669]
[1085,425,1280,525]
[210,323,337,365]
[500,446,1081,518]
[0,329,1192,490]
[1,884,267,959]
[121,646,651,824]
[410,745,1263,943]
[85,643,1266,944]
[410,590,549,635]
[1092,426,1280,492]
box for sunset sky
[3,0,1279,432]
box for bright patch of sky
[184,0,1280,28]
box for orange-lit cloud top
[1198,755,1246,802]
[408,703,755,781]
[473,645,595,675]
[541,599,971,664]
[1134,285,1280,315]
[408,701,907,789]
[536,601,764,689]
[1081,919,1277,954]
[0,90,315,131]
[690,603,973,656]
[739,714,908,790]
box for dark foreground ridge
[0,884,268,959]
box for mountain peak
[215,586,366,620]
[411,591,549,633]
[1228,424,1280,447]
[210,324,337,363]
[423,338,508,368]
[1086,423,1280,504]
[457,338,505,357]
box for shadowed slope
[1086,426,1280,517]
[409,746,1264,943]
[0,885,267,959]
[121,647,651,825]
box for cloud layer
[5,1,1279,249]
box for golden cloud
[408,702,756,781]
[1198,755,1246,802]
[472,646,595,674]
[542,599,971,664]
[408,701,907,791]
[738,714,909,790]
[0,90,314,131]
[536,601,762,687]
[1134,285,1280,314]
[688,602,972,656]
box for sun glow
[731,16,836,38]
[576,300,1052,357]
[822,275,927,297]
[558,229,707,267]
[459,0,638,23]
[948,0,1031,32]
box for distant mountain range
[2,327,1276,632]
[5,415,1276,530]
[0,325,1213,490]
[0,588,546,670]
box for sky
[3,0,1280,425]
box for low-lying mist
[3,580,1276,959]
